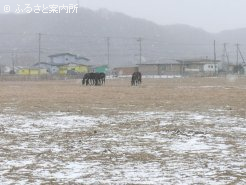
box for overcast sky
[1,0,246,33]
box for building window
[161,65,166,71]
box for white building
[48,53,89,65]
[0,65,12,74]
[203,63,219,72]
[177,59,221,75]
[33,53,90,74]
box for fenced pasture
[0,77,245,184]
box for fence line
[0,74,83,81]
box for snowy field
[0,108,245,184]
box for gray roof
[138,58,180,65]
[48,53,90,61]
[48,53,75,58]
[32,62,52,66]
[32,62,88,67]
[76,56,90,61]
[177,59,220,64]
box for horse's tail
[82,77,85,85]
[139,72,142,83]
[101,73,106,85]
[131,72,136,86]
[82,73,89,85]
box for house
[32,62,59,74]
[138,59,181,76]
[176,58,221,76]
[48,53,89,65]
[47,53,90,75]
[0,65,11,75]
[218,61,246,74]
[32,62,89,75]
[59,63,88,75]
[17,67,48,75]
[137,58,222,76]
[33,53,90,75]
[113,66,138,76]
[229,64,245,74]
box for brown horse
[131,72,142,86]
[82,72,106,86]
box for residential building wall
[203,64,218,72]
[139,64,181,75]
[17,68,48,75]
[139,65,158,75]
[113,67,138,75]
[59,65,88,75]
[50,54,77,64]
[185,64,202,71]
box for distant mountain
[0,8,245,67]
[216,28,246,43]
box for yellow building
[17,68,48,75]
[59,64,88,75]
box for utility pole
[38,33,41,65]
[214,40,217,75]
[223,43,230,74]
[236,43,239,75]
[238,45,245,64]
[237,44,246,75]
[137,37,142,64]
[11,50,16,74]
[77,0,80,7]
[106,37,110,67]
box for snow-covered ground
[0,109,245,184]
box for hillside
[0,8,244,67]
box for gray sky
[1,0,246,33]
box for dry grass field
[0,76,246,115]
[0,76,245,184]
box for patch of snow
[0,109,245,184]
[170,137,212,152]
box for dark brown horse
[82,72,106,86]
[131,72,142,86]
